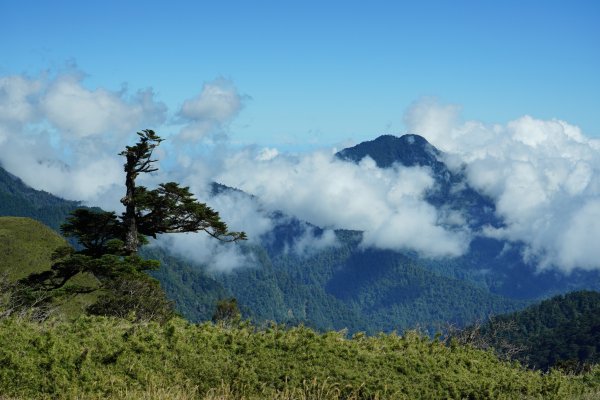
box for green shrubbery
[1,314,599,399]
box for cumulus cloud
[0,69,264,271]
[41,74,166,139]
[177,78,246,141]
[404,98,600,272]
[217,148,469,258]
[0,70,169,204]
[0,75,43,125]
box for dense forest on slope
[0,314,599,400]
[143,230,525,334]
[0,166,79,230]
[474,291,600,371]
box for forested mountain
[336,135,600,300]
[0,165,79,230]
[336,134,501,229]
[3,135,600,334]
[475,290,600,371]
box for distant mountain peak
[336,134,502,230]
[336,134,440,169]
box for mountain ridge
[0,164,80,230]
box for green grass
[0,217,67,280]
[0,217,99,318]
[1,315,599,399]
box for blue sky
[2,0,599,148]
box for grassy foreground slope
[1,316,599,400]
[0,216,99,317]
[0,217,66,280]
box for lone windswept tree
[20,130,245,321]
[120,129,246,254]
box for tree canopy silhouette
[59,129,246,257]
[119,129,246,254]
[19,130,245,321]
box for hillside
[0,162,525,333]
[476,290,600,371]
[0,314,598,399]
[0,216,99,318]
[0,166,79,230]
[0,216,67,280]
[336,134,600,300]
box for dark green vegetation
[1,315,599,399]
[209,236,525,333]
[0,166,79,230]
[187,134,600,334]
[3,131,600,398]
[118,130,245,254]
[471,291,600,371]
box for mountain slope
[337,134,500,229]
[326,248,524,332]
[2,316,595,399]
[142,246,231,322]
[478,290,600,370]
[0,217,67,280]
[0,216,99,317]
[0,166,79,230]
[336,134,600,299]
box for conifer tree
[19,130,245,321]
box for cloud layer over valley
[405,98,600,271]
[1,69,600,273]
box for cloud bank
[217,149,469,258]
[0,71,166,206]
[404,98,600,272]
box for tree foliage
[471,290,600,371]
[1,315,597,399]
[212,297,241,325]
[119,129,245,254]
[18,130,245,322]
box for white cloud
[156,232,252,273]
[287,227,338,256]
[41,74,166,139]
[0,71,168,205]
[256,147,279,161]
[557,200,600,270]
[208,190,275,242]
[217,148,469,258]
[403,97,461,144]
[4,67,600,274]
[0,75,42,125]
[177,78,245,141]
[404,98,600,272]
